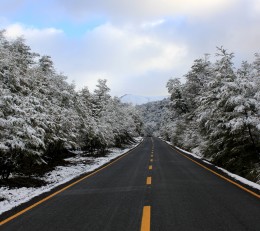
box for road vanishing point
[0,138,260,231]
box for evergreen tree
[162,47,260,181]
[0,32,142,178]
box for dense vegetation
[137,99,169,136]
[0,31,142,180]
[1,28,259,184]
[158,47,260,182]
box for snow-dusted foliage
[161,48,260,182]
[0,31,142,178]
[137,99,170,137]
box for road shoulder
[161,139,260,197]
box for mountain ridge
[120,94,168,105]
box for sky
[0,0,260,96]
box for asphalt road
[1,137,260,231]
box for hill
[120,94,167,105]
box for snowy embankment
[0,137,143,215]
[164,141,260,191]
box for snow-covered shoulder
[0,137,143,215]
[166,142,260,191]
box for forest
[1,30,260,184]
[141,47,260,182]
[0,31,142,180]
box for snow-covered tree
[0,32,143,178]
[162,47,260,181]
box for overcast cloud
[1,0,260,96]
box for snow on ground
[173,145,260,190]
[163,139,260,190]
[0,137,143,215]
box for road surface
[0,137,260,231]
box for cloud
[4,23,63,39]
[55,0,236,22]
[1,0,260,96]
[70,23,188,94]
[251,0,260,14]
[82,23,187,73]
[141,19,166,29]
[3,23,67,68]
[0,0,25,15]
[2,22,187,96]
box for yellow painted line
[0,141,144,226]
[140,206,151,231]
[151,155,153,158]
[146,177,152,185]
[149,165,152,170]
[171,147,260,199]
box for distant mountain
[120,94,168,105]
